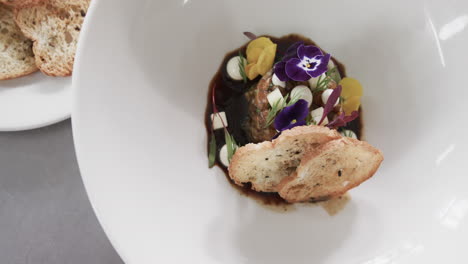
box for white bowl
[73,0,468,263]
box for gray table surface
[0,120,123,264]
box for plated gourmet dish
[206,33,383,204]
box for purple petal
[297,45,322,60]
[285,58,311,81]
[274,99,309,131]
[274,110,292,131]
[284,119,306,130]
[344,111,359,122]
[274,61,288,82]
[326,113,346,129]
[294,99,310,121]
[272,132,281,140]
[307,54,330,78]
[243,32,257,40]
[318,85,342,125]
[271,119,306,140]
[327,111,359,129]
[282,41,303,61]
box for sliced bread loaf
[0,4,37,80]
[278,137,383,203]
[14,0,90,76]
[228,126,341,192]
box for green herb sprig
[224,129,238,162]
[313,74,331,93]
[238,52,248,83]
[286,91,301,107]
[327,66,341,83]
[312,66,341,93]
[208,132,217,168]
[208,83,238,167]
[265,94,287,128]
[306,114,317,126]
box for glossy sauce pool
[205,34,363,206]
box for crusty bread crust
[0,4,37,80]
[14,0,90,76]
[0,0,44,8]
[278,137,383,202]
[229,125,341,192]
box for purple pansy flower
[274,99,309,132]
[274,43,330,82]
[273,41,303,81]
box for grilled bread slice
[229,126,341,192]
[278,137,383,203]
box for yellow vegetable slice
[246,37,275,63]
[340,77,363,99]
[244,37,277,80]
[255,44,277,75]
[245,63,259,80]
[339,77,363,114]
[342,96,361,114]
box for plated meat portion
[244,70,277,143]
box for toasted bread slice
[14,0,90,76]
[0,4,37,80]
[278,137,383,203]
[229,126,341,192]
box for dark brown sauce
[204,34,363,206]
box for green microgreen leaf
[313,74,332,93]
[208,133,217,168]
[224,129,237,162]
[306,114,313,125]
[306,114,317,126]
[312,67,341,93]
[286,91,301,107]
[327,66,341,83]
[238,52,248,83]
[265,94,288,127]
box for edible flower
[245,37,277,80]
[316,84,360,129]
[274,99,309,132]
[274,43,330,82]
[339,77,363,115]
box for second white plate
[0,72,71,131]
